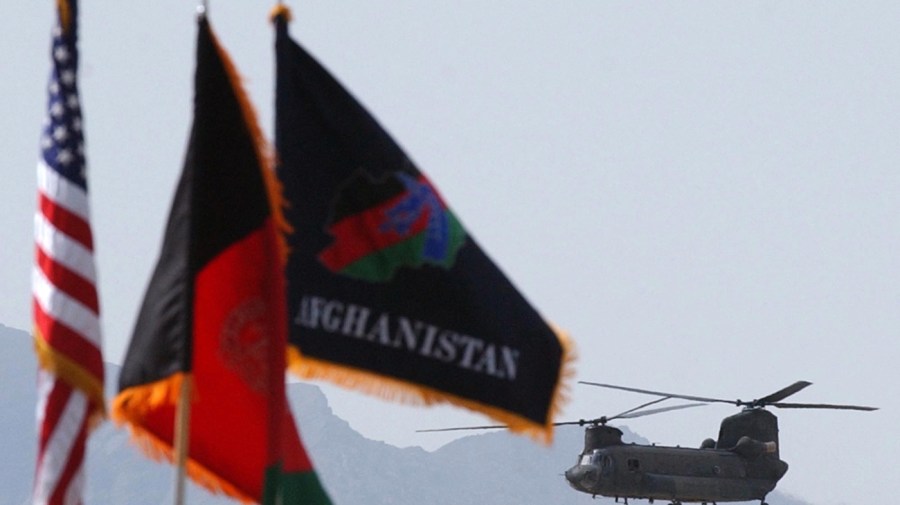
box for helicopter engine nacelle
[731,436,778,458]
[583,425,624,454]
[717,408,780,457]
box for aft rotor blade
[617,402,707,419]
[579,381,734,405]
[756,381,812,405]
[770,402,878,411]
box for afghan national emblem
[219,297,271,394]
[317,169,467,282]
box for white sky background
[1,2,896,504]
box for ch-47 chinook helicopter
[564,380,877,505]
[419,380,876,505]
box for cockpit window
[580,450,603,466]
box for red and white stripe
[34,370,90,505]
[33,157,102,504]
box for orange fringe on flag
[206,23,293,266]
[111,373,257,504]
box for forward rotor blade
[607,397,670,422]
[416,424,507,433]
[756,381,812,405]
[579,381,734,405]
[770,402,878,411]
[419,417,606,432]
[617,402,707,419]
[554,419,602,427]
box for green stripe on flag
[263,465,332,505]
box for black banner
[273,14,572,439]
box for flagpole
[172,374,193,505]
[172,3,206,504]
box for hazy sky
[2,2,897,504]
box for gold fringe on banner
[287,327,576,444]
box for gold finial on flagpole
[55,0,72,34]
[270,1,292,23]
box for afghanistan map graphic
[317,169,467,282]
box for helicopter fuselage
[565,443,788,503]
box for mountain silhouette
[1,324,809,505]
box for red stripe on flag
[190,225,285,499]
[35,246,99,313]
[48,400,89,505]
[37,380,73,458]
[33,300,104,381]
[39,192,94,250]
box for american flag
[32,1,104,504]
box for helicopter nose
[564,464,599,491]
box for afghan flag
[111,14,330,505]
[272,6,574,443]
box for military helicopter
[566,380,878,504]
[420,380,877,505]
